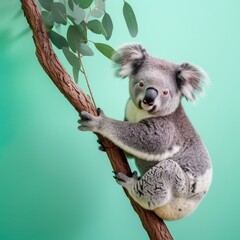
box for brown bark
[20,0,173,239]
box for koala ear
[112,44,148,78]
[176,63,209,102]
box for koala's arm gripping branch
[97,118,175,161]
[20,0,173,239]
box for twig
[78,52,97,109]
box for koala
[78,44,212,221]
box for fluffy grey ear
[112,44,148,78]
[176,63,209,102]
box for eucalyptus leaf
[68,0,74,11]
[102,13,113,40]
[94,0,105,10]
[91,8,104,18]
[72,3,85,24]
[72,66,79,83]
[94,43,116,60]
[39,0,53,11]
[67,14,76,25]
[41,11,54,31]
[48,30,68,49]
[67,16,88,44]
[87,20,106,36]
[51,2,67,25]
[78,21,88,43]
[62,47,81,69]
[78,0,93,9]
[67,25,81,52]
[123,1,138,38]
[79,20,87,32]
[79,43,94,56]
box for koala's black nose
[143,87,158,105]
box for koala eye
[162,89,169,96]
[138,81,144,88]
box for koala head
[113,44,208,116]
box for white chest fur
[124,99,180,162]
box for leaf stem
[78,52,97,109]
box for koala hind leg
[115,159,189,210]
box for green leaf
[48,30,68,49]
[51,2,67,25]
[72,66,79,83]
[41,11,54,31]
[87,20,106,35]
[39,0,53,11]
[67,24,88,52]
[91,8,104,18]
[78,0,93,9]
[67,14,76,25]
[94,43,116,60]
[102,13,113,40]
[94,0,105,10]
[72,3,85,24]
[68,0,74,11]
[62,47,81,69]
[91,0,105,18]
[78,21,88,43]
[79,20,87,32]
[79,43,94,56]
[123,1,138,38]
[67,25,81,52]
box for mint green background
[1,0,240,239]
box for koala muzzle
[143,87,158,105]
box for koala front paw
[113,171,139,189]
[78,109,104,133]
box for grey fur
[78,44,212,221]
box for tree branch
[20,0,173,239]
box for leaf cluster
[38,0,138,83]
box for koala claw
[113,171,138,188]
[97,139,106,151]
[79,111,94,121]
[113,172,126,183]
[97,108,104,116]
[132,171,139,180]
